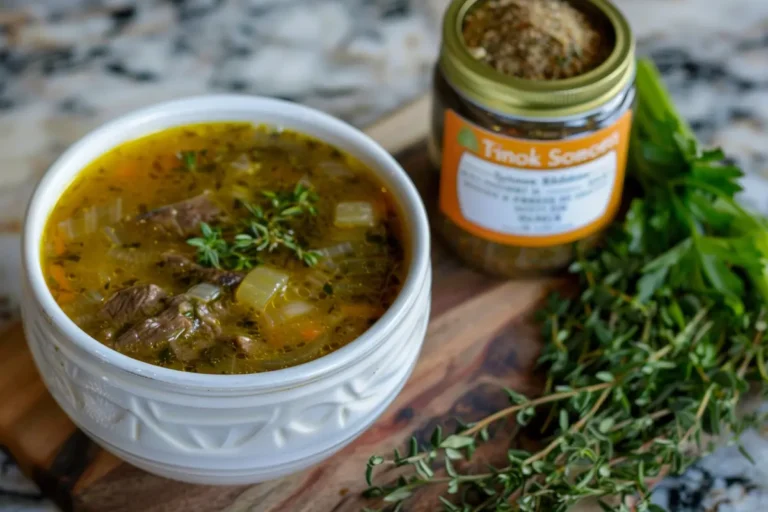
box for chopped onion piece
[315,242,354,260]
[56,198,124,242]
[304,270,331,289]
[57,219,75,240]
[280,301,314,320]
[107,247,161,266]
[84,290,104,304]
[103,226,121,246]
[260,307,278,333]
[334,201,376,228]
[230,153,251,171]
[236,266,289,311]
[110,197,124,223]
[187,283,221,303]
[87,199,123,233]
[84,206,98,234]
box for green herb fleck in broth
[178,150,198,172]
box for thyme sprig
[235,184,321,267]
[186,183,320,269]
[364,59,768,511]
[186,222,228,268]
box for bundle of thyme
[187,183,320,270]
[364,59,768,511]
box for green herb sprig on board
[187,183,321,269]
[363,59,768,512]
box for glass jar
[429,0,636,278]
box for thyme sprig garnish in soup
[42,123,407,374]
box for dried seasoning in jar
[462,0,611,80]
[430,0,635,277]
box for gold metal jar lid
[439,0,635,118]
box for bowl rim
[22,94,431,391]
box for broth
[41,123,407,374]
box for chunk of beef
[137,193,221,237]
[166,301,222,362]
[100,284,166,326]
[116,295,223,362]
[161,252,245,287]
[116,296,194,349]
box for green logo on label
[457,126,479,152]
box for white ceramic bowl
[21,96,431,485]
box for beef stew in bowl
[23,95,430,483]
[41,123,406,374]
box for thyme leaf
[186,222,227,269]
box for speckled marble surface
[2,0,768,510]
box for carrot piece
[49,264,70,291]
[52,232,67,256]
[158,153,181,171]
[114,160,138,179]
[48,264,75,304]
[299,321,323,342]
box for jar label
[439,109,633,247]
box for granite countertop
[2,0,768,511]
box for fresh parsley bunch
[364,59,768,512]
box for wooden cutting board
[0,95,563,512]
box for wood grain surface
[0,98,564,511]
